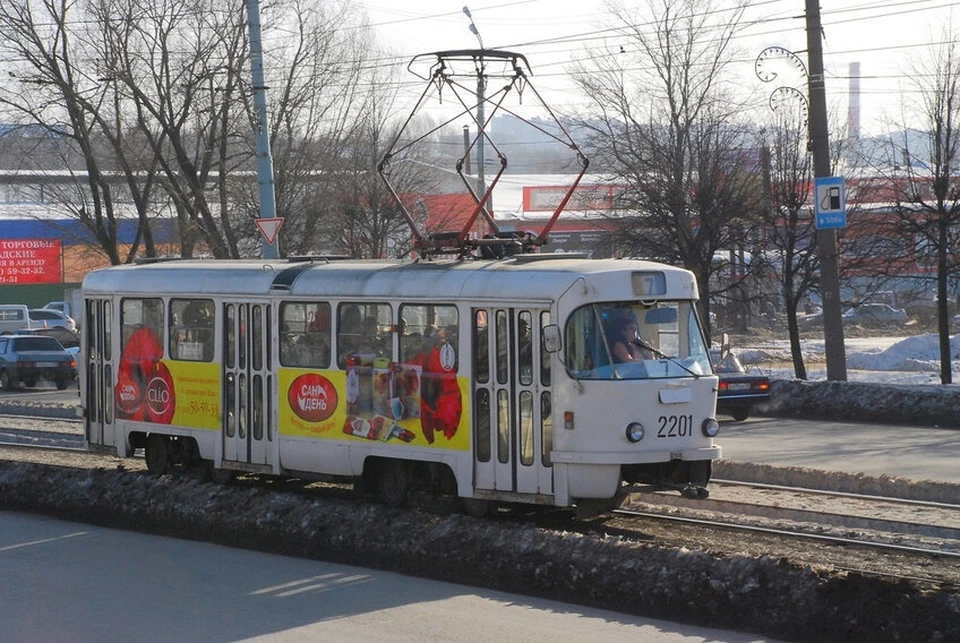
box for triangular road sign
[255,217,284,245]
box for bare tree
[761,120,818,378]
[570,0,761,343]
[93,0,253,258]
[0,0,161,264]
[877,36,960,384]
[0,0,404,261]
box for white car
[28,308,77,333]
[841,303,908,325]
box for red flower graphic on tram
[115,327,174,424]
[419,342,461,444]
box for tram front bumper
[551,445,721,501]
[550,444,721,466]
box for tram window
[497,389,509,464]
[169,299,214,362]
[518,311,533,386]
[519,390,534,466]
[104,366,113,425]
[104,302,112,361]
[280,302,331,368]
[265,306,273,367]
[338,303,391,368]
[224,304,236,369]
[495,310,508,385]
[225,373,236,437]
[252,305,263,371]
[120,298,164,359]
[539,311,551,386]
[86,362,98,424]
[238,372,247,439]
[475,388,491,462]
[473,309,489,384]
[399,303,458,367]
[85,302,97,359]
[541,392,552,467]
[239,306,247,370]
[252,374,263,440]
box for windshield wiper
[632,339,702,378]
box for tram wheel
[459,497,491,519]
[144,434,170,474]
[207,463,236,485]
[687,460,712,487]
[377,460,409,508]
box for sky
[351,0,960,138]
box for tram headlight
[625,422,645,443]
[701,418,720,437]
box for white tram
[81,255,721,514]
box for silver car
[841,303,907,325]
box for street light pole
[463,7,491,212]
[247,0,279,259]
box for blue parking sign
[814,176,846,229]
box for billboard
[0,239,61,284]
[523,185,617,212]
[540,230,613,258]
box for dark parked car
[710,344,770,422]
[10,326,80,349]
[0,334,77,390]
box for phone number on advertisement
[0,267,50,276]
[187,401,220,419]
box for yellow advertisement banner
[278,365,470,451]
[164,361,221,430]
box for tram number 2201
[657,414,694,438]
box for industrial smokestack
[848,61,861,139]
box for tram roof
[81,256,699,301]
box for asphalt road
[1,511,777,643]
[719,415,960,484]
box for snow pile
[843,334,960,372]
[726,334,960,428]
[741,333,960,385]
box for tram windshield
[563,300,711,380]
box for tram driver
[610,316,654,363]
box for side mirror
[542,324,562,353]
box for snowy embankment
[1,460,957,643]
[741,333,960,428]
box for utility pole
[247,0,280,259]
[805,0,846,380]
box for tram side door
[84,298,115,449]
[471,307,552,497]
[221,302,274,467]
